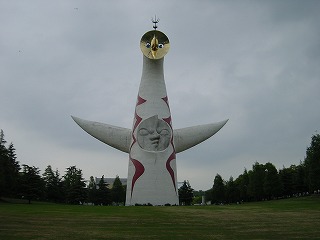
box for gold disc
[140,30,170,59]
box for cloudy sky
[1,1,319,190]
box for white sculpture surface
[72,26,228,206]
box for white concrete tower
[72,22,228,206]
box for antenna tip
[152,15,159,30]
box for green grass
[1,196,320,240]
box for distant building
[95,177,127,189]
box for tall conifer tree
[305,134,320,192]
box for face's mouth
[151,140,159,145]
[150,135,160,146]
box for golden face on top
[140,30,170,59]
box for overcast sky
[1,0,319,190]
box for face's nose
[149,131,160,141]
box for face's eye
[157,129,169,136]
[139,128,149,136]
[139,128,155,136]
[158,43,164,48]
[145,42,151,48]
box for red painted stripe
[130,158,145,197]
[136,95,147,106]
[166,151,177,192]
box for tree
[304,134,320,192]
[19,165,44,204]
[225,176,239,203]
[235,169,249,202]
[264,162,282,200]
[0,130,6,149]
[248,162,265,201]
[7,143,20,173]
[87,176,97,204]
[96,175,111,205]
[293,162,308,193]
[63,166,86,204]
[0,131,20,197]
[111,175,126,205]
[6,143,20,196]
[279,166,294,197]
[212,174,225,204]
[178,180,194,205]
[43,165,63,202]
[205,188,213,204]
[0,130,8,197]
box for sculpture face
[140,30,170,59]
[137,115,171,151]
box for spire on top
[152,15,159,30]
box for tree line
[178,133,320,205]
[0,130,126,205]
[200,133,320,205]
[1,129,319,205]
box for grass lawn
[1,195,320,240]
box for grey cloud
[1,0,319,190]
